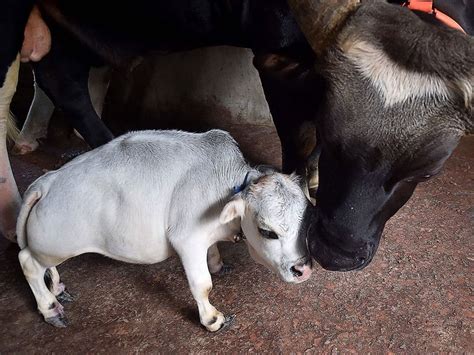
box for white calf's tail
[16,188,42,249]
[6,111,20,145]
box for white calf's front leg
[14,81,54,155]
[0,56,22,242]
[178,243,234,332]
[207,243,233,275]
[18,248,68,327]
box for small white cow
[16,129,313,331]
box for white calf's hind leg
[13,81,54,155]
[207,243,233,275]
[0,56,22,242]
[45,267,74,303]
[178,243,235,332]
[18,248,68,327]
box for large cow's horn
[287,0,360,56]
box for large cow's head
[288,0,474,271]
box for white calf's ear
[219,198,245,225]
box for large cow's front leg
[0,56,22,243]
[32,29,113,149]
[14,66,111,154]
[176,241,234,332]
[253,53,321,186]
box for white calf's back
[17,130,249,263]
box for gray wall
[106,46,274,133]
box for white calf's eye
[258,228,278,240]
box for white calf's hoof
[210,261,233,275]
[56,289,75,304]
[43,303,68,328]
[205,313,235,332]
[45,314,69,328]
[203,311,228,332]
[214,314,236,333]
[216,263,233,276]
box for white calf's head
[220,172,313,283]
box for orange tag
[404,0,466,33]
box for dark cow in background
[289,0,472,269]
[1,0,473,271]
[0,0,35,244]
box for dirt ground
[0,68,473,353]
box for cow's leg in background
[306,140,322,193]
[88,66,111,117]
[254,53,322,193]
[0,57,22,244]
[14,66,111,154]
[32,27,114,149]
[72,66,111,141]
[13,81,54,154]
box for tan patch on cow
[295,121,317,159]
[341,39,454,107]
[449,77,473,110]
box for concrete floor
[0,125,472,353]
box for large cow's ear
[253,53,304,82]
[219,197,245,225]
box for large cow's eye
[258,228,278,240]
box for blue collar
[233,171,251,194]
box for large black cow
[1,0,472,271]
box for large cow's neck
[38,0,313,68]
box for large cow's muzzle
[307,214,380,271]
